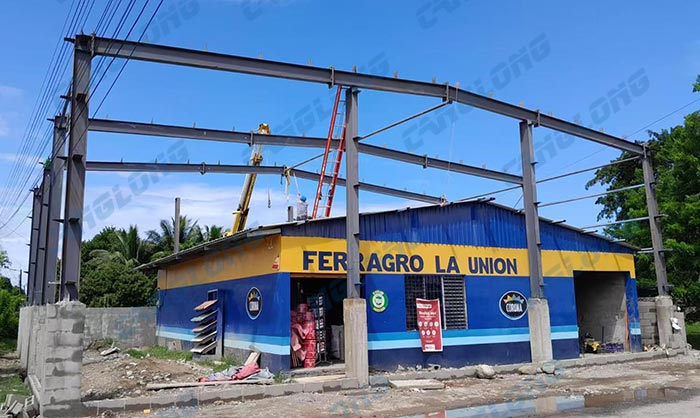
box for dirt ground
[119,352,700,418]
[82,349,214,401]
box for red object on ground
[233,362,260,380]
[297,304,309,313]
[304,358,315,368]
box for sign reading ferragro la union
[302,250,519,276]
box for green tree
[199,224,225,242]
[80,261,156,307]
[694,74,700,93]
[0,289,23,338]
[587,109,700,317]
[0,246,9,269]
[89,225,150,267]
[146,215,201,260]
[81,227,121,263]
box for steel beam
[520,121,544,299]
[27,188,41,305]
[86,161,286,175]
[84,161,444,205]
[61,41,91,301]
[642,150,669,296]
[88,118,520,184]
[45,115,67,304]
[73,35,644,155]
[358,143,521,184]
[88,118,333,149]
[345,88,361,298]
[35,170,50,304]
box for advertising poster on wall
[416,298,443,352]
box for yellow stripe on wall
[159,236,281,290]
[280,236,635,278]
[159,235,635,289]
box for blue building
[149,201,641,372]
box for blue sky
[0,0,698,284]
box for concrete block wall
[638,298,658,347]
[83,307,156,348]
[41,301,86,417]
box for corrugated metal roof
[141,200,635,270]
[282,201,636,253]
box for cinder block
[240,385,266,400]
[198,387,243,403]
[121,396,153,411]
[85,398,125,411]
[368,376,389,387]
[322,379,343,392]
[340,378,359,390]
[432,370,454,380]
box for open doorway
[290,276,347,369]
[573,272,628,354]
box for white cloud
[0,85,22,102]
[0,115,9,137]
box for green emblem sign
[371,290,388,313]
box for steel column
[60,42,91,301]
[74,35,644,155]
[642,150,669,296]
[45,115,68,304]
[34,170,50,304]
[27,188,41,305]
[345,88,361,299]
[520,121,544,298]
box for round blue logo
[499,291,527,320]
[246,287,262,320]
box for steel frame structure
[25,33,669,357]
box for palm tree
[90,225,147,267]
[200,225,225,242]
[0,246,10,269]
[146,215,201,260]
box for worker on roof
[297,195,308,221]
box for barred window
[404,275,467,330]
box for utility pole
[174,197,181,253]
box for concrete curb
[377,349,685,384]
[83,378,360,415]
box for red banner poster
[416,298,443,352]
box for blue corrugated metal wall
[282,201,634,254]
[156,272,291,372]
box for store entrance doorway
[290,276,347,369]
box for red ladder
[312,86,347,219]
